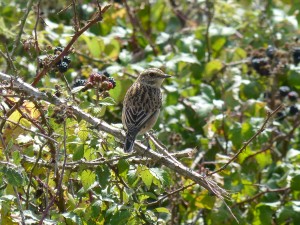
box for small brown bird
[122,68,171,152]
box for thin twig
[209,104,282,176]
[34,0,42,76]
[146,182,196,206]
[233,187,290,207]
[204,0,214,62]
[31,4,111,86]
[25,143,45,209]
[38,120,68,224]
[0,116,59,143]
[11,0,35,57]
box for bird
[122,68,171,152]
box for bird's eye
[149,72,154,77]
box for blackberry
[63,56,71,64]
[73,79,86,87]
[98,70,110,77]
[108,77,116,88]
[276,111,286,121]
[292,47,300,65]
[266,45,276,59]
[103,71,110,77]
[57,61,69,73]
[279,86,290,97]
[251,57,270,76]
[288,91,299,101]
[54,46,64,55]
[289,105,299,116]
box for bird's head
[137,68,171,87]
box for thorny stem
[11,0,35,57]
[38,120,68,224]
[31,4,111,86]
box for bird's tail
[124,134,136,153]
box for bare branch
[0,71,228,199]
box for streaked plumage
[122,68,171,152]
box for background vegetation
[0,0,300,224]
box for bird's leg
[143,133,151,150]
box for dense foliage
[0,0,300,224]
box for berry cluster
[276,86,299,121]
[73,70,116,92]
[168,133,183,146]
[38,46,71,73]
[247,45,289,76]
[54,47,71,73]
[293,47,300,65]
[51,105,75,123]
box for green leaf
[81,170,96,190]
[195,190,216,209]
[288,67,300,89]
[91,200,102,218]
[291,174,300,191]
[117,159,129,178]
[255,150,272,169]
[203,60,223,79]
[254,204,273,225]
[109,210,131,225]
[104,39,120,59]
[96,165,110,188]
[73,144,84,161]
[72,86,86,93]
[81,36,104,58]
[78,124,89,141]
[150,168,172,186]
[154,207,170,214]
[12,151,21,165]
[137,166,153,189]
[62,212,83,225]
[99,97,116,106]
[2,167,23,187]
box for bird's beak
[161,74,171,78]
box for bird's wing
[124,106,158,136]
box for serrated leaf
[109,210,131,225]
[203,60,223,78]
[78,126,88,141]
[138,166,153,189]
[12,151,21,165]
[96,165,110,188]
[81,170,96,190]
[3,167,23,187]
[117,159,129,178]
[72,86,86,93]
[150,168,171,186]
[91,200,102,218]
[73,144,84,161]
[62,212,83,225]
[99,97,116,106]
